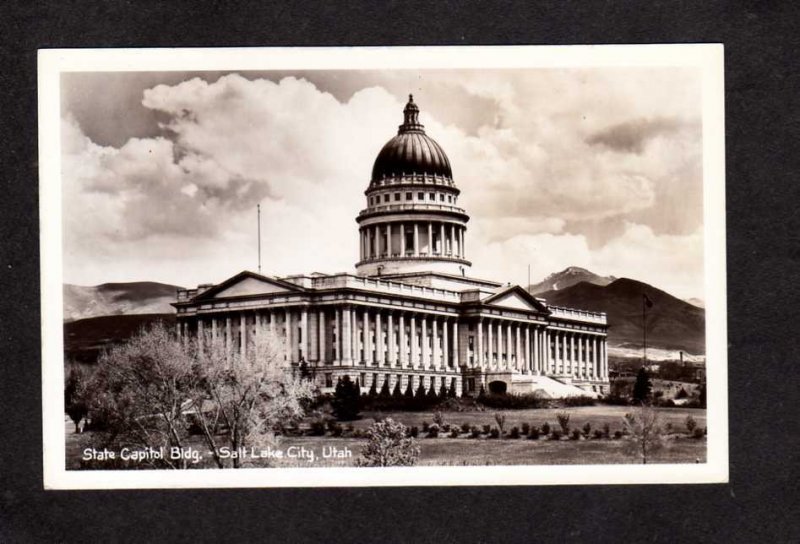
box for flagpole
[642,293,647,370]
[257,204,261,274]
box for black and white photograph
[39,45,727,488]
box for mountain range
[527,266,616,294]
[536,277,705,355]
[63,282,183,321]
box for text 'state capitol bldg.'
[175,96,610,397]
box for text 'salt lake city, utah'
[39,45,727,488]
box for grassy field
[66,405,706,469]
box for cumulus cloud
[61,69,705,300]
[585,116,693,154]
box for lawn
[65,405,706,469]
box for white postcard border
[39,44,727,489]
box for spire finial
[400,93,422,133]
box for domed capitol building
[174,96,610,397]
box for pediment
[194,271,303,301]
[482,286,549,314]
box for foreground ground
[66,405,706,469]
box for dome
[370,95,453,182]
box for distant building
[174,96,610,396]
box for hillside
[63,281,182,321]
[538,278,705,355]
[64,313,176,364]
[528,266,616,294]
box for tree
[379,379,391,398]
[391,380,403,399]
[85,322,199,469]
[356,418,420,467]
[368,380,378,398]
[404,380,415,399]
[447,381,457,398]
[632,367,652,404]
[622,404,666,464]
[193,330,313,468]
[64,362,89,433]
[332,375,361,421]
[698,383,707,408]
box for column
[432,317,440,369]
[211,316,218,342]
[602,339,608,379]
[439,223,445,255]
[376,312,384,365]
[410,314,418,367]
[351,308,359,364]
[240,314,247,358]
[443,318,450,368]
[399,313,407,367]
[334,308,341,364]
[400,223,406,255]
[300,309,308,361]
[225,316,232,359]
[544,328,550,373]
[318,310,326,363]
[421,316,429,368]
[487,319,494,367]
[413,223,420,256]
[532,326,539,374]
[374,225,380,256]
[476,318,484,369]
[524,325,530,373]
[427,222,433,255]
[285,309,294,364]
[387,223,393,257]
[363,308,371,364]
[388,312,396,366]
[570,332,576,375]
[452,321,460,368]
[342,306,352,363]
[506,322,513,370]
[198,319,205,355]
[461,227,465,258]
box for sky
[60,67,705,299]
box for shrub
[542,422,551,435]
[685,415,697,434]
[489,427,500,439]
[449,428,460,438]
[563,396,595,407]
[427,423,440,438]
[352,429,365,439]
[494,413,507,434]
[603,423,611,439]
[332,375,362,421]
[613,430,623,440]
[692,427,704,439]
[309,419,327,436]
[593,429,604,440]
[509,426,520,439]
[528,427,540,440]
[356,418,420,467]
[470,427,481,439]
[460,422,471,433]
[521,423,530,435]
[478,392,543,409]
[550,430,562,440]
[482,424,491,434]
[556,412,571,434]
[422,422,430,433]
[570,429,581,440]
[391,381,403,399]
[441,423,451,433]
[675,387,688,399]
[409,426,419,438]
[345,423,355,434]
[433,411,446,427]
[330,423,344,437]
[582,422,592,438]
[379,380,391,398]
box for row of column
[359,221,465,261]
[549,329,608,380]
[182,309,609,381]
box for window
[325,373,333,388]
[429,192,435,200]
[418,192,424,200]
[439,194,445,201]
[383,194,390,202]
[394,193,401,201]
[447,195,452,202]
[406,192,412,200]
